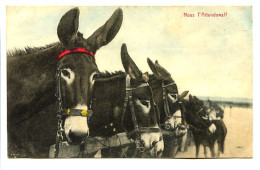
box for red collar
[57,47,95,60]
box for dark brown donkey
[87,44,164,158]
[181,95,227,158]
[147,58,188,158]
[7,7,123,158]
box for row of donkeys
[7,7,227,158]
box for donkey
[7,7,123,158]
[84,44,164,158]
[181,95,227,158]
[147,58,188,158]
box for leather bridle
[194,107,210,128]
[161,81,182,131]
[121,75,161,156]
[54,48,162,157]
[54,48,95,158]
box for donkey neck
[148,75,167,123]
[89,72,126,137]
[7,43,62,74]
[7,44,62,109]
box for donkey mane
[7,31,90,57]
[148,74,163,89]
[7,42,60,57]
[148,74,158,83]
[96,71,125,78]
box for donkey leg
[217,142,221,158]
[180,131,188,152]
[195,144,200,158]
[203,145,208,158]
[210,146,215,158]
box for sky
[6,6,252,99]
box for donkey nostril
[171,93,177,99]
[152,141,157,148]
[140,140,145,146]
[179,125,186,130]
[69,131,84,144]
[157,150,162,156]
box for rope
[116,134,128,158]
[78,141,86,158]
[107,137,112,156]
[91,137,110,148]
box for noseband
[161,81,182,130]
[54,48,95,158]
[121,75,161,154]
[55,69,94,117]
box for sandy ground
[81,107,253,158]
[175,107,253,158]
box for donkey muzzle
[64,116,90,144]
[140,132,164,158]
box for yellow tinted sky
[6,6,252,99]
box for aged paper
[2,4,257,170]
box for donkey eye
[92,74,98,80]
[140,100,150,107]
[61,70,70,78]
[170,93,177,99]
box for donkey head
[121,44,164,157]
[207,99,224,120]
[187,94,210,127]
[57,7,123,144]
[147,58,188,131]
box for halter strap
[162,82,176,88]
[61,108,93,117]
[162,81,171,119]
[54,52,94,158]
[127,127,162,138]
[161,81,184,131]
[121,75,161,138]
[57,47,95,60]
[56,69,94,118]
[195,107,204,114]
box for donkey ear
[121,44,142,80]
[189,94,194,103]
[147,58,161,79]
[154,62,172,79]
[178,91,189,100]
[194,96,202,105]
[155,60,159,64]
[194,96,199,101]
[57,7,79,48]
[86,8,123,53]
